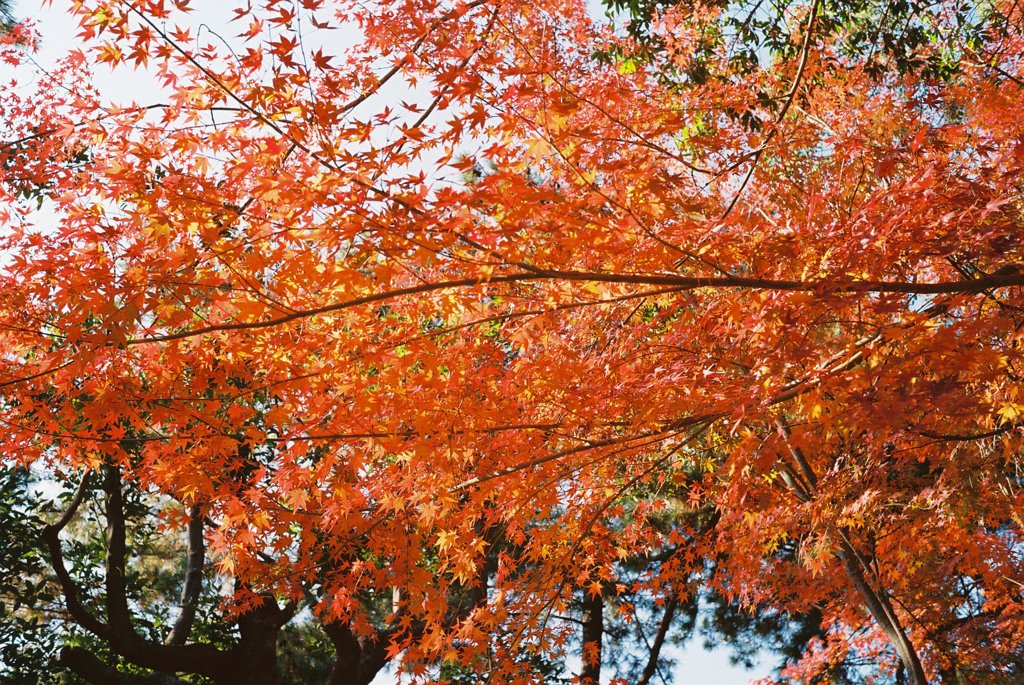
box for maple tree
[1,0,1023,682]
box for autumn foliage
[1,0,1023,682]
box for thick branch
[57,647,184,685]
[44,473,234,679]
[766,425,927,682]
[322,585,432,685]
[48,469,92,534]
[637,596,677,685]
[103,465,134,635]
[165,503,205,646]
[323,618,400,685]
[42,470,110,637]
[127,270,1024,346]
[776,460,812,501]
[836,540,927,684]
[919,423,1018,441]
[775,418,818,489]
[230,594,292,685]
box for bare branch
[637,596,678,685]
[50,469,92,533]
[165,504,205,646]
[918,423,1019,442]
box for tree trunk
[580,591,603,685]
[224,599,290,685]
[323,620,394,685]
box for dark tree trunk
[580,591,603,685]
[220,596,294,685]
[324,620,395,685]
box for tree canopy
[0,0,1022,682]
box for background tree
[2,463,404,685]
[0,467,63,685]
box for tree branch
[836,539,927,684]
[42,470,110,637]
[44,472,235,680]
[764,424,927,683]
[918,423,1019,441]
[775,417,818,489]
[323,617,402,685]
[57,647,185,685]
[720,0,821,219]
[165,503,205,646]
[126,269,1024,346]
[103,465,134,635]
[637,596,677,685]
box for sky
[3,1,775,682]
